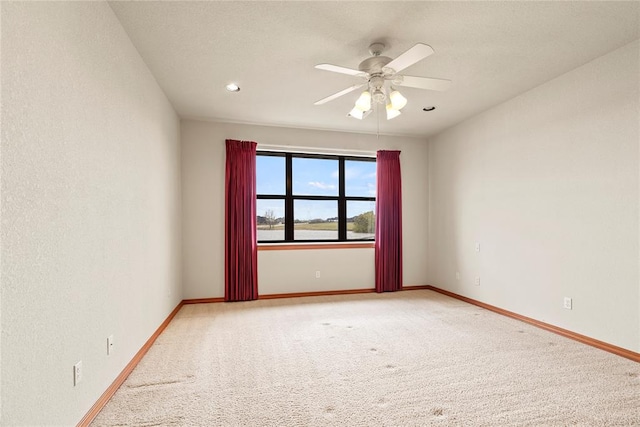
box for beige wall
[1,2,182,424]
[427,41,640,352]
[181,120,429,299]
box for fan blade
[385,43,434,73]
[396,75,451,91]
[314,83,365,105]
[315,63,363,76]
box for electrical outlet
[73,361,83,386]
[563,297,572,310]
[475,276,480,286]
[455,271,460,280]
[315,271,320,279]
[475,243,480,252]
[107,335,114,356]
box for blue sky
[257,156,376,220]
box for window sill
[258,242,375,251]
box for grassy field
[257,222,354,231]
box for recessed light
[225,83,240,92]
[423,106,436,112]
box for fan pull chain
[376,103,380,140]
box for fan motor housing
[358,56,392,74]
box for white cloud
[344,167,362,180]
[332,167,376,181]
[308,181,336,190]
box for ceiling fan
[314,42,451,120]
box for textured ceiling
[109,1,639,138]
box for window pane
[292,157,338,196]
[257,199,284,241]
[294,200,337,240]
[347,201,375,240]
[257,155,285,195]
[345,160,376,197]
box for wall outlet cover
[74,361,83,386]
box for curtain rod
[257,144,376,157]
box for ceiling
[109,1,639,139]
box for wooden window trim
[258,242,374,251]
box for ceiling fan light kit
[389,89,407,110]
[314,42,451,121]
[386,103,401,120]
[348,106,365,120]
[355,91,372,111]
[348,107,372,120]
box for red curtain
[225,139,258,301]
[375,150,403,293]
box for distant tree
[265,209,276,229]
[353,211,375,233]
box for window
[257,152,376,243]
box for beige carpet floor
[91,290,640,426]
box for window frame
[256,151,376,243]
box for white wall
[427,41,639,352]
[1,2,182,425]
[181,120,429,299]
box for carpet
[91,290,640,426]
